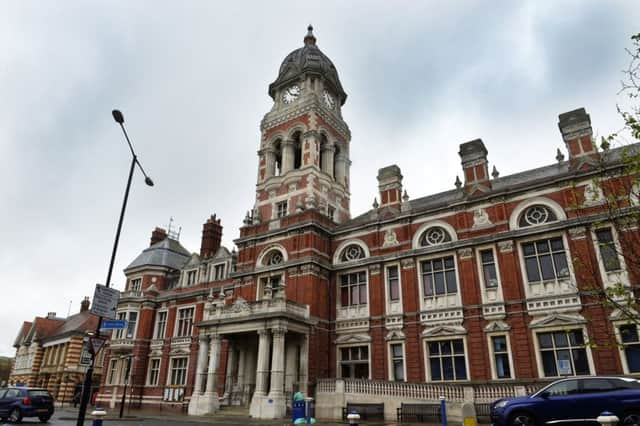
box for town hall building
[97,26,640,419]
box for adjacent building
[10,298,103,404]
[97,26,640,419]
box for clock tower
[251,26,351,225]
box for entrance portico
[188,291,313,419]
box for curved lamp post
[76,110,153,426]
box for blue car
[490,377,640,426]
[0,387,54,423]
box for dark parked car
[491,377,640,426]
[0,387,54,423]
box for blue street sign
[101,319,127,330]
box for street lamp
[76,110,154,426]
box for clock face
[282,85,301,104]
[323,90,335,108]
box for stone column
[284,338,298,393]
[299,334,309,395]
[254,329,271,396]
[224,342,237,399]
[268,327,287,397]
[193,335,209,396]
[205,334,221,395]
[322,144,336,177]
[235,346,246,389]
[303,130,318,167]
[281,140,295,174]
[264,148,276,178]
[334,153,347,185]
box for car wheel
[509,412,536,426]
[38,415,51,423]
[9,407,22,423]
[622,412,640,426]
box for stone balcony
[202,290,310,323]
[109,338,135,352]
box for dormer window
[340,244,365,262]
[214,264,226,280]
[186,270,197,286]
[419,226,452,246]
[518,205,557,227]
[130,278,142,293]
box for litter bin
[292,399,305,423]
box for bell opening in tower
[292,131,302,170]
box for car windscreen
[28,390,52,397]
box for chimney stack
[200,214,223,258]
[46,312,56,319]
[558,107,598,170]
[150,227,167,246]
[459,139,491,193]
[80,297,90,313]
[377,165,403,209]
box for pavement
[27,407,449,426]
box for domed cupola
[268,25,347,105]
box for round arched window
[263,250,284,266]
[419,226,452,246]
[340,244,365,262]
[518,205,557,227]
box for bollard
[304,397,314,424]
[91,408,107,426]
[440,396,447,426]
[597,411,619,426]
[347,412,360,426]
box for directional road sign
[101,319,127,330]
[90,284,120,319]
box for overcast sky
[0,1,638,357]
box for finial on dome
[304,24,316,46]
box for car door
[0,389,8,417]
[535,379,581,424]
[3,389,22,414]
[575,378,617,422]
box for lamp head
[145,176,154,187]
[112,110,124,124]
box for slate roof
[340,144,638,230]
[125,238,191,272]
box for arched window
[340,244,365,262]
[293,131,302,170]
[419,226,452,247]
[518,205,557,227]
[319,133,328,172]
[273,139,282,176]
[262,249,284,266]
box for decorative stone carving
[457,248,473,259]
[498,240,514,253]
[472,208,492,229]
[369,264,381,275]
[382,229,399,247]
[584,181,604,205]
[230,297,252,314]
[484,320,511,333]
[569,226,587,240]
[384,329,406,341]
[401,258,415,269]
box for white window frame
[614,321,640,375]
[486,333,515,380]
[113,310,139,340]
[591,225,630,290]
[423,335,470,382]
[516,232,576,299]
[166,356,189,386]
[532,325,595,379]
[129,277,142,293]
[387,341,407,382]
[153,310,168,340]
[275,200,288,218]
[173,305,196,337]
[384,263,403,315]
[475,245,504,304]
[184,269,198,287]
[256,273,284,301]
[337,343,371,380]
[416,251,462,311]
[107,358,119,384]
[147,358,161,386]
[336,269,370,321]
[212,262,227,281]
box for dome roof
[269,26,347,105]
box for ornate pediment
[230,297,252,314]
[421,324,466,337]
[385,329,406,341]
[170,346,191,356]
[528,312,586,329]
[484,320,511,333]
[610,307,639,322]
[334,333,371,344]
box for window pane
[541,351,557,376]
[553,331,569,348]
[442,357,454,380]
[572,349,590,375]
[440,341,452,355]
[495,354,510,378]
[423,274,433,296]
[625,345,640,373]
[553,253,570,277]
[444,256,454,269]
[483,263,498,287]
[429,342,440,355]
[550,238,564,251]
[569,330,584,346]
[359,284,368,304]
[445,270,457,293]
[621,325,639,343]
[452,339,464,354]
[341,286,349,306]
[422,262,432,273]
[394,360,404,381]
[536,241,550,253]
[481,250,494,263]
[341,348,350,361]
[434,272,446,294]
[601,246,620,271]
[454,356,467,380]
[522,243,535,256]
[351,285,359,305]
[433,258,443,270]
[492,336,507,352]
[389,279,399,300]
[525,258,541,282]
[556,350,572,374]
[539,255,555,280]
[430,358,441,381]
[388,266,398,279]
[392,344,403,357]
[354,363,368,379]
[361,346,368,359]
[341,364,351,379]
[538,333,553,349]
